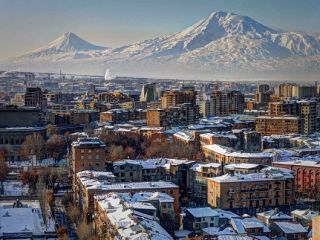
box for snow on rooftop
[274,159,320,167]
[187,207,219,218]
[0,201,55,238]
[95,193,173,240]
[202,226,236,236]
[225,163,259,170]
[210,170,293,183]
[113,158,192,170]
[203,144,273,159]
[231,217,270,234]
[190,162,221,172]
[274,222,307,234]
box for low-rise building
[271,222,308,240]
[0,200,56,239]
[230,217,271,237]
[94,193,173,239]
[75,172,180,222]
[202,144,273,165]
[291,209,319,227]
[184,207,219,234]
[257,209,292,226]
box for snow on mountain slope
[103,11,320,63]
[16,32,107,60]
[2,12,320,79]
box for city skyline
[1,0,320,60]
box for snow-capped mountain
[16,32,107,60]
[2,12,320,80]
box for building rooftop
[203,144,273,159]
[224,163,260,170]
[210,169,294,183]
[273,222,307,234]
[113,158,194,170]
[186,207,219,218]
[231,217,270,235]
[0,200,55,238]
[71,137,106,148]
[95,193,173,240]
[190,162,221,172]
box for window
[81,149,84,153]
[88,149,92,153]
[81,156,84,160]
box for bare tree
[21,133,46,160]
[47,134,66,160]
[108,144,126,161]
[0,149,8,194]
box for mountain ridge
[2,11,320,80]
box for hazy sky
[0,0,319,60]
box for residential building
[184,207,219,234]
[24,87,47,111]
[47,110,99,126]
[255,115,301,136]
[230,217,271,237]
[71,137,106,174]
[207,168,295,214]
[202,144,273,165]
[160,88,196,108]
[257,209,292,226]
[94,193,173,239]
[147,103,199,127]
[100,109,146,123]
[243,131,261,152]
[272,160,320,199]
[271,222,308,240]
[212,89,245,116]
[189,163,222,205]
[291,209,319,227]
[313,216,320,240]
[74,174,180,221]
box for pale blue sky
[0,0,319,60]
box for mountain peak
[18,32,107,59]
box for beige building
[313,216,320,240]
[255,115,301,136]
[207,168,295,214]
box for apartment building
[202,144,273,165]
[207,168,295,214]
[255,115,301,136]
[71,137,106,173]
[272,160,320,199]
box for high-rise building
[140,83,157,102]
[243,131,261,153]
[160,88,197,108]
[268,100,318,134]
[212,89,245,116]
[255,84,272,104]
[24,87,47,111]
